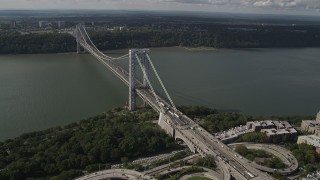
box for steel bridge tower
[75,24,85,54]
[129,49,150,111]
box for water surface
[0,47,319,140]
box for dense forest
[0,106,317,179]
[0,107,175,179]
[0,32,76,54]
[1,23,320,54]
[89,25,320,50]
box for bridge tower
[77,39,81,54]
[75,24,86,54]
[129,49,150,111]
[75,25,81,54]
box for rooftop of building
[247,120,292,129]
[302,120,320,127]
[262,128,297,135]
[298,135,320,147]
[215,125,253,140]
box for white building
[215,125,253,143]
[39,21,49,28]
[262,128,297,138]
[215,120,296,143]
[297,135,320,148]
[301,110,320,137]
[246,120,292,132]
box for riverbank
[180,46,217,51]
[2,25,320,55]
[0,46,218,56]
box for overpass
[73,25,274,180]
[229,143,298,175]
[75,169,151,180]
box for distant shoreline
[179,46,218,51]
[1,46,320,56]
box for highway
[76,155,221,180]
[144,154,201,176]
[229,143,298,175]
[180,171,221,180]
[75,169,152,180]
[177,125,273,180]
[154,166,221,180]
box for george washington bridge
[73,24,274,180]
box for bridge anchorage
[73,24,276,180]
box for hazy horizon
[0,0,319,17]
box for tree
[0,108,175,179]
[237,132,269,143]
[235,145,249,156]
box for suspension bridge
[73,24,274,180]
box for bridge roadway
[75,169,151,180]
[172,122,274,180]
[78,40,274,180]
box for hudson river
[1,47,319,140]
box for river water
[0,47,319,140]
